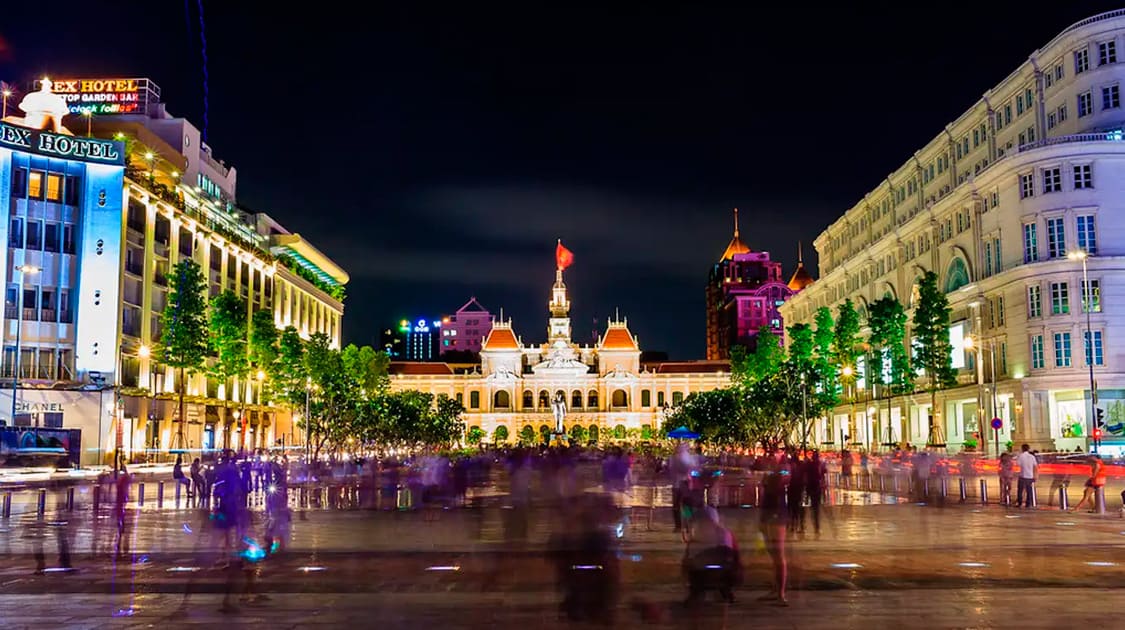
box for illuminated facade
[705,209,799,360]
[779,10,1125,455]
[389,263,729,440]
[0,77,347,464]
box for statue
[5,78,73,135]
[552,392,567,435]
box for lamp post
[1068,249,1097,453]
[10,264,40,425]
[256,369,265,450]
[81,110,92,137]
[841,365,854,449]
[304,377,312,463]
[963,333,986,455]
[1,88,11,119]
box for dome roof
[719,208,751,261]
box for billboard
[41,78,161,115]
[0,427,82,467]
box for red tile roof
[601,326,638,351]
[652,361,730,374]
[482,326,521,350]
[389,362,454,375]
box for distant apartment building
[441,297,493,355]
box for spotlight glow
[831,563,863,569]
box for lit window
[1076,215,1097,254]
[1081,279,1101,313]
[1084,331,1104,366]
[1027,285,1041,318]
[1031,335,1045,369]
[1046,217,1065,259]
[1054,332,1072,368]
[28,171,43,199]
[45,173,62,202]
[1050,282,1070,315]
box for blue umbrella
[666,426,700,440]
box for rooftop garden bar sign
[45,78,153,115]
[0,123,125,165]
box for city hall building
[779,10,1125,455]
[0,76,347,465]
[389,264,730,441]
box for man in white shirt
[1015,443,1038,508]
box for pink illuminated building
[441,297,493,355]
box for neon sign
[45,77,154,115]
[0,123,124,165]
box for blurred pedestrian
[998,452,1014,506]
[758,452,789,606]
[1015,444,1038,508]
[683,505,740,604]
[669,442,700,532]
[803,451,826,535]
[1072,455,1106,512]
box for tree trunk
[177,366,186,451]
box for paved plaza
[0,488,1123,628]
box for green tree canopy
[911,270,956,444]
[249,309,279,401]
[208,290,249,392]
[868,295,913,394]
[159,259,209,447]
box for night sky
[2,3,1121,358]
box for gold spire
[788,240,815,291]
[719,207,751,261]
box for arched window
[588,425,600,443]
[538,390,550,409]
[613,424,626,439]
[522,390,534,409]
[587,390,599,409]
[944,257,970,293]
[493,390,510,409]
[611,389,628,408]
[571,390,583,408]
[493,425,509,443]
[555,390,565,405]
[657,391,666,407]
[641,389,651,407]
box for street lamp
[10,264,40,425]
[1068,249,1097,453]
[840,365,855,448]
[81,110,93,137]
[1,88,11,119]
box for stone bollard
[93,485,101,512]
[175,481,182,507]
[979,478,989,504]
[138,483,145,506]
[66,487,75,511]
[157,481,165,508]
[922,479,930,497]
[2,492,11,518]
[1058,486,1069,511]
[1094,486,1106,515]
[1029,483,1038,508]
[940,477,948,499]
[959,478,968,503]
[878,474,886,493]
[37,489,46,518]
[893,475,900,493]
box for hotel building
[0,76,347,465]
[779,10,1125,455]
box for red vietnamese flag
[556,239,574,271]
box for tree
[342,344,389,396]
[467,426,486,446]
[733,327,785,384]
[568,424,587,444]
[159,259,209,449]
[303,332,352,459]
[493,425,510,444]
[911,270,957,444]
[812,306,838,413]
[787,322,818,448]
[518,425,535,446]
[867,296,913,395]
[249,309,279,402]
[663,389,743,445]
[275,326,307,410]
[209,290,249,394]
[832,298,862,382]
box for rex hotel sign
[46,77,146,115]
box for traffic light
[1095,407,1105,428]
[1093,428,1102,439]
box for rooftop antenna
[185,0,210,142]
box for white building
[779,10,1125,455]
[389,265,729,442]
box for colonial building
[779,10,1125,455]
[705,209,801,360]
[0,76,347,464]
[389,261,729,441]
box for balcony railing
[125,260,144,276]
[59,310,72,324]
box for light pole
[841,365,854,449]
[256,369,265,450]
[1068,249,1097,453]
[304,377,312,463]
[1,87,11,119]
[10,264,40,425]
[963,334,985,455]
